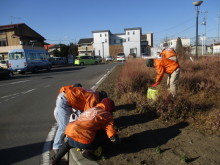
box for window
[105,39,107,43]
[128,37,130,42]
[0,40,7,46]
[133,31,135,35]
[127,32,130,35]
[105,33,107,37]
[100,34,102,37]
[9,52,25,60]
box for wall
[93,32,110,58]
[123,29,141,57]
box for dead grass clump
[115,58,152,95]
[114,56,220,134]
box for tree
[68,43,78,56]
[60,44,69,58]
[175,37,184,59]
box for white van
[8,49,51,73]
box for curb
[69,149,98,165]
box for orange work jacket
[59,85,99,111]
[160,48,177,59]
[154,58,179,84]
[65,103,117,144]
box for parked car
[141,53,151,59]
[116,53,126,62]
[0,60,8,69]
[0,67,14,79]
[128,53,136,58]
[74,56,98,65]
[106,56,114,62]
[94,56,102,63]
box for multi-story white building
[91,27,153,58]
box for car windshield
[9,52,25,60]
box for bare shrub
[115,58,153,95]
[114,56,220,133]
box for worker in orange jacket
[146,57,180,96]
[160,43,178,62]
[53,83,107,151]
[50,98,120,164]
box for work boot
[81,150,98,161]
[50,142,72,165]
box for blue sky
[1,0,219,46]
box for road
[0,63,117,165]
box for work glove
[110,134,121,144]
[152,82,159,87]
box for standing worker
[146,56,180,97]
[50,98,120,164]
[53,84,107,152]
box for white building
[160,38,191,49]
[213,43,220,54]
[92,27,153,58]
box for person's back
[160,48,177,61]
[154,58,179,84]
[65,102,117,144]
[63,86,100,111]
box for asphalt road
[0,63,117,165]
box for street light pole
[102,42,104,62]
[192,1,203,59]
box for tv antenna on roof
[10,16,21,24]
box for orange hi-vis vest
[65,103,117,144]
[59,85,99,111]
[154,58,179,84]
[160,48,177,59]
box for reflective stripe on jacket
[60,85,99,111]
[154,58,179,84]
[160,48,177,59]
[65,103,117,144]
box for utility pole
[217,10,220,40]
[201,11,207,55]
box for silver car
[106,56,114,62]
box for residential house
[91,27,153,59]
[78,38,94,56]
[0,23,45,60]
[160,38,191,49]
[213,43,220,54]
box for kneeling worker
[50,98,120,164]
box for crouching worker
[146,57,180,97]
[50,98,120,164]
[53,83,107,152]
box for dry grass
[113,56,220,135]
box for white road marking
[41,123,57,165]
[0,80,31,87]
[21,89,36,94]
[0,89,36,104]
[41,66,116,164]
[0,93,20,99]
[91,66,116,90]
[44,85,51,88]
